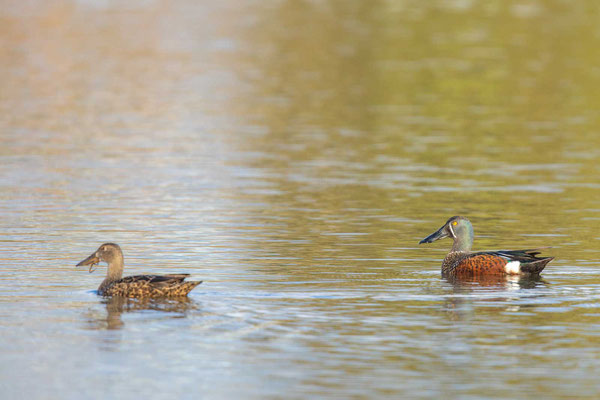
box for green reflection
[223,0,600,269]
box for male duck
[419,216,553,277]
[77,243,202,297]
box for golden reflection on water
[217,0,600,271]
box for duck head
[76,243,123,273]
[419,216,474,252]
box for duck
[419,216,553,277]
[76,243,202,297]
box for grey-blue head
[419,216,474,252]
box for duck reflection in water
[89,296,199,330]
[442,273,548,321]
[445,273,546,290]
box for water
[1,1,600,399]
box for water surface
[1,1,600,399]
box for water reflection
[445,274,546,290]
[442,275,548,322]
[2,0,600,399]
[86,296,199,331]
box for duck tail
[521,257,554,275]
[182,280,203,295]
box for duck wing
[103,274,202,297]
[479,248,554,274]
[120,274,191,285]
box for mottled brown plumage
[77,243,202,298]
[420,216,554,277]
[98,274,202,297]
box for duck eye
[452,221,458,226]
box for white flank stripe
[504,261,521,274]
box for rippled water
[1,1,600,399]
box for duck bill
[76,252,100,273]
[419,225,450,244]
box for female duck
[77,243,202,297]
[419,216,553,277]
